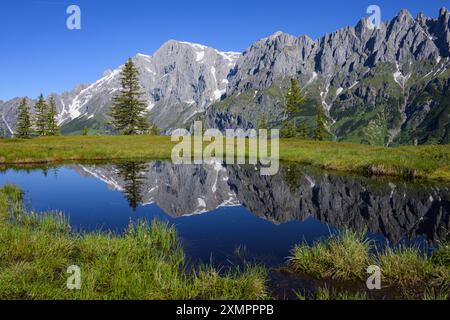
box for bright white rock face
[55,40,240,131]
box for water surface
[1,161,448,267]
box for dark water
[0,161,449,267]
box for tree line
[283,78,328,140]
[15,94,60,138]
[258,78,328,141]
[11,58,159,139]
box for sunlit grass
[289,229,450,299]
[0,136,449,181]
[378,247,449,290]
[0,185,269,300]
[289,230,371,281]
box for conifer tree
[115,161,148,210]
[283,78,306,133]
[298,122,308,140]
[110,58,150,135]
[149,123,160,136]
[281,120,297,138]
[257,114,269,130]
[285,78,305,119]
[15,98,33,139]
[46,95,59,136]
[314,105,328,141]
[34,94,48,136]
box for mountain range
[1,7,449,145]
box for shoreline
[0,136,449,181]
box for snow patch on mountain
[210,66,226,100]
[196,51,205,62]
[305,72,318,87]
[2,114,13,134]
[393,63,411,89]
[79,165,124,191]
[58,69,121,124]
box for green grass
[288,230,450,299]
[295,286,368,301]
[0,185,268,300]
[0,136,172,164]
[0,135,449,181]
[289,230,371,281]
[278,139,450,181]
[378,247,449,290]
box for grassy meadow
[0,185,268,300]
[0,136,449,181]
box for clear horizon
[0,0,448,100]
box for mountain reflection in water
[1,160,449,265]
[71,160,449,243]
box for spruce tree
[149,123,160,136]
[46,95,59,136]
[284,78,306,133]
[281,120,297,138]
[298,122,308,140]
[313,105,328,141]
[285,78,305,118]
[115,161,148,210]
[15,98,33,139]
[257,114,269,130]
[34,94,48,136]
[110,58,150,135]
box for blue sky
[0,0,448,100]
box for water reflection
[226,163,449,243]
[68,160,450,243]
[1,160,449,245]
[115,161,149,210]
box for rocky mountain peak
[439,7,449,20]
[416,12,427,26]
[396,9,414,23]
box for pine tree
[46,95,59,136]
[15,98,33,139]
[314,105,328,141]
[34,94,48,136]
[285,78,305,119]
[257,114,269,130]
[283,78,306,134]
[115,161,148,210]
[110,58,150,135]
[281,120,297,138]
[297,122,308,140]
[149,123,160,136]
